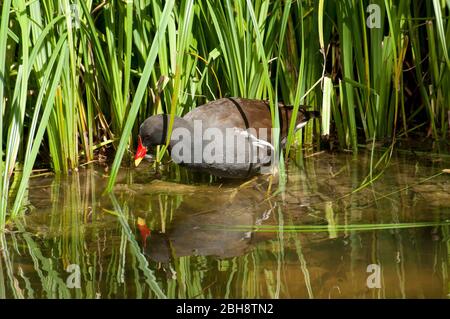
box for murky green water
[1,151,450,298]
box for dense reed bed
[1,0,449,225]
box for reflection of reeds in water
[0,234,25,298]
[0,170,167,298]
[109,193,166,298]
[443,225,450,296]
[1,152,450,298]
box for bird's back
[183,97,313,141]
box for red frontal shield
[134,136,147,166]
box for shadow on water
[1,151,450,298]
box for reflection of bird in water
[136,184,275,266]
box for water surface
[1,151,449,298]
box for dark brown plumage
[184,98,317,141]
[135,98,319,178]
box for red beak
[137,217,151,249]
[134,136,147,166]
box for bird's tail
[293,109,320,131]
[303,110,321,121]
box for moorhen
[134,97,319,178]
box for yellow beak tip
[134,158,143,167]
[137,217,146,226]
